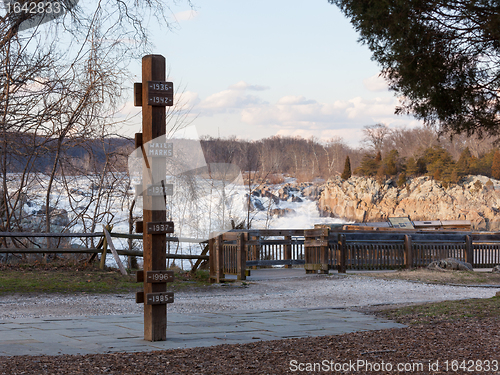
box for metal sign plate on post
[147,81,174,106]
[146,183,173,196]
[146,292,174,305]
[147,221,174,234]
[146,270,174,283]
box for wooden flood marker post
[134,54,175,341]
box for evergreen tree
[416,158,427,175]
[455,147,472,178]
[355,153,380,176]
[329,0,500,138]
[341,156,352,180]
[383,149,399,176]
[492,150,500,180]
[397,172,407,187]
[406,157,418,176]
[376,164,385,183]
[474,149,497,177]
[423,146,455,182]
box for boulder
[270,208,295,218]
[277,185,291,201]
[252,198,265,211]
[492,265,500,273]
[427,258,473,271]
[263,190,280,204]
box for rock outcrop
[318,175,500,231]
[427,258,473,271]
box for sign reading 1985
[147,81,173,106]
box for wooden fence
[0,230,209,275]
[209,229,500,281]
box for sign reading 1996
[147,81,173,106]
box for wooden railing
[209,228,500,281]
[0,230,209,275]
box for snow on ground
[8,173,346,270]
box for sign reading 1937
[147,221,174,234]
[147,81,173,106]
[146,183,173,196]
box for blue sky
[119,0,423,146]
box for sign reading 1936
[147,81,174,106]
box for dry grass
[359,268,500,285]
[0,263,211,295]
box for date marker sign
[147,81,173,106]
[146,183,173,196]
[136,270,174,305]
[147,221,174,234]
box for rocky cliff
[318,175,500,231]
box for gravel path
[1,274,498,319]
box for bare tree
[362,123,391,152]
[0,0,193,259]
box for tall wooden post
[138,54,173,342]
[465,235,473,267]
[284,235,292,268]
[339,233,347,274]
[404,235,413,269]
[236,233,247,280]
[319,228,329,274]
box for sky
[115,1,423,146]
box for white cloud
[363,74,389,92]
[197,81,268,114]
[173,10,199,21]
[174,90,201,109]
[277,96,316,105]
[229,81,269,91]
[275,127,364,144]
[188,81,424,145]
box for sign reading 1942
[147,221,174,234]
[146,183,173,196]
[147,81,173,106]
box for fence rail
[209,229,500,282]
[0,231,209,274]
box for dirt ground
[1,267,500,374]
[1,318,499,375]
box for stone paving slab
[0,308,405,356]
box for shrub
[341,156,351,180]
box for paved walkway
[0,308,404,356]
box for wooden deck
[209,228,500,282]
